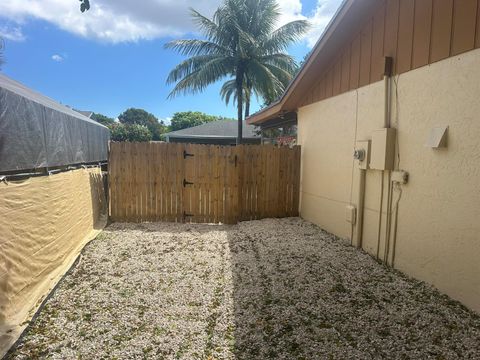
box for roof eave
[247,0,368,125]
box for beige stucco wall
[297,48,480,313]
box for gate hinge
[183,150,194,159]
[183,211,194,219]
[183,179,194,187]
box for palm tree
[165,0,309,144]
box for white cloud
[51,54,64,62]
[304,0,344,48]
[0,25,26,41]
[276,0,305,25]
[275,0,344,48]
[0,0,342,46]
[0,0,220,43]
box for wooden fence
[109,142,300,224]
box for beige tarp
[0,168,107,357]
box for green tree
[169,111,228,131]
[91,112,115,127]
[118,108,166,141]
[110,123,152,142]
[165,0,309,144]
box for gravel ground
[7,218,480,359]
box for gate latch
[183,179,194,187]
[183,150,194,159]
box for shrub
[110,123,152,142]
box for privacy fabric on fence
[0,168,107,358]
[0,74,110,173]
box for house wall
[297,48,480,312]
[0,168,107,357]
[297,0,480,108]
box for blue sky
[0,0,342,123]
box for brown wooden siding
[412,0,432,69]
[299,0,480,108]
[371,4,386,81]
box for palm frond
[247,59,283,100]
[189,8,221,40]
[246,0,279,38]
[263,63,293,89]
[166,54,227,84]
[261,53,298,73]
[220,77,254,106]
[262,20,310,53]
[220,79,238,105]
[168,57,234,98]
[164,39,230,57]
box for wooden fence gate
[109,142,300,224]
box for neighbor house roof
[75,110,94,118]
[163,120,259,139]
[247,0,378,125]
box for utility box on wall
[355,140,371,170]
[370,128,396,170]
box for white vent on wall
[425,126,448,148]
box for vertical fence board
[176,143,185,222]
[168,142,173,221]
[129,142,137,222]
[108,143,116,220]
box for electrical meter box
[370,128,396,170]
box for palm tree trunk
[244,81,251,119]
[244,91,250,119]
[236,67,244,145]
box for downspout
[383,57,395,264]
[390,74,403,267]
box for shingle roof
[75,110,94,118]
[164,120,259,139]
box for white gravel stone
[7,218,480,359]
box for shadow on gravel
[227,218,480,360]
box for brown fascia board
[248,0,378,125]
